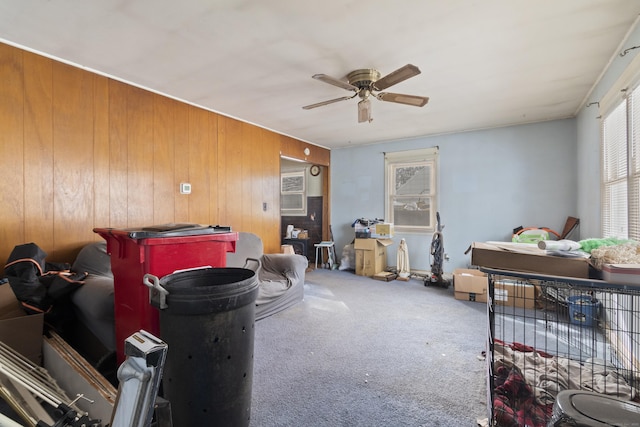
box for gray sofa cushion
[72,241,113,278]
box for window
[601,54,640,240]
[385,147,438,233]
[281,170,306,215]
[602,101,630,238]
[598,57,640,379]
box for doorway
[280,157,327,263]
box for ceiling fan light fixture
[358,99,372,123]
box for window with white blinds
[601,83,640,239]
[631,89,640,239]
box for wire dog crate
[483,268,640,426]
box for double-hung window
[384,147,438,233]
[601,55,640,240]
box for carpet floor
[250,268,487,427]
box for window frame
[384,147,439,234]
[280,170,307,216]
[600,52,640,240]
[601,99,630,239]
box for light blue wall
[331,22,640,274]
[576,23,640,238]
[331,119,577,272]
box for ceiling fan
[302,64,429,123]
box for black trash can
[146,267,259,427]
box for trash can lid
[94,223,232,239]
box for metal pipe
[0,363,59,408]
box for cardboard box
[372,223,394,238]
[454,291,488,303]
[601,264,640,285]
[0,284,44,364]
[453,268,488,303]
[354,238,393,276]
[494,279,537,309]
[470,242,590,279]
[373,271,397,281]
[0,285,118,425]
[281,244,295,254]
[453,268,487,293]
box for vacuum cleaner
[425,211,450,288]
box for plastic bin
[146,267,259,427]
[567,295,601,327]
[94,224,238,363]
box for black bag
[4,243,87,314]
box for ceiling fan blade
[312,74,358,91]
[302,95,355,110]
[373,64,421,91]
[377,92,429,107]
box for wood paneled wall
[0,43,328,264]
[280,136,330,166]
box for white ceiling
[1,1,639,150]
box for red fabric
[494,339,554,358]
[493,365,553,427]
[508,342,553,358]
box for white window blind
[600,50,640,240]
[598,54,640,380]
[385,147,438,233]
[602,100,629,239]
[630,89,640,239]
[601,68,640,240]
